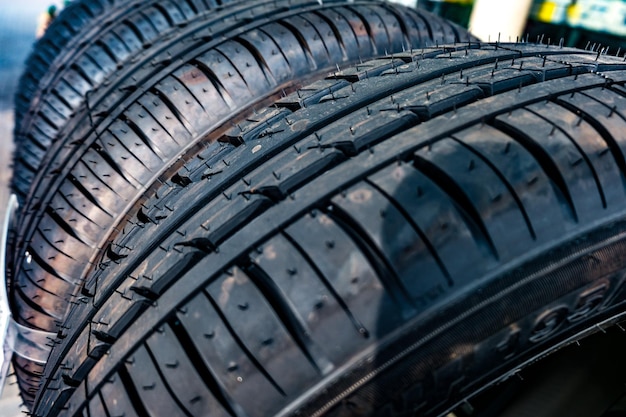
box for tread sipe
[31,42,626,416]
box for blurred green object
[417,0,474,28]
[47,4,57,18]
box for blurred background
[418,0,626,51]
[1,0,626,416]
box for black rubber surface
[12,0,234,200]
[28,43,626,416]
[9,0,469,407]
[14,0,122,133]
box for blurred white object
[0,195,17,399]
[469,0,534,42]
[386,0,417,7]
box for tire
[29,42,626,416]
[12,0,236,200]
[13,0,125,133]
[9,0,469,407]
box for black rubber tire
[11,0,234,201]
[28,42,626,416]
[14,0,123,133]
[9,0,469,408]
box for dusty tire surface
[12,0,235,200]
[8,0,470,407]
[26,42,626,416]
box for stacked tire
[10,1,626,416]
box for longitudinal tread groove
[324,203,416,317]
[242,261,333,374]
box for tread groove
[412,152,501,260]
[232,36,273,83]
[324,203,417,316]
[143,343,193,417]
[490,118,579,222]
[448,135,538,239]
[44,205,89,246]
[149,87,192,135]
[122,117,166,161]
[188,58,229,111]
[203,290,287,398]
[242,261,333,374]
[556,92,626,183]
[526,105,607,209]
[117,367,150,417]
[365,178,454,285]
[311,10,347,60]
[67,173,113,217]
[281,231,371,338]
[168,319,246,417]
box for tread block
[414,137,535,261]
[205,269,320,395]
[145,325,229,417]
[124,344,188,416]
[108,119,165,172]
[154,74,214,137]
[177,293,286,417]
[286,212,405,338]
[452,124,568,241]
[99,373,140,417]
[332,182,449,307]
[494,108,603,223]
[238,28,293,85]
[528,99,626,210]
[250,234,369,362]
